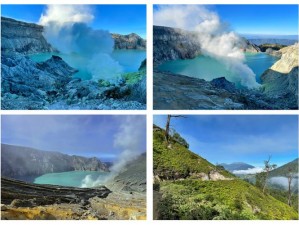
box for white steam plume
[39,5,122,82]
[154,5,260,88]
[81,116,145,188]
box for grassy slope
[158,180,298,220]
[153,127,298,220]
[153,129,233,179]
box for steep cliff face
[243,39,261,53]
[269,44,298,73]
[1,144,109,180]
[112,33,146,50]
[1,17,55,54]
[153,25,201,64]
[107,153,146,192]
[261,43,298,109]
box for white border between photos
[0,0,298,224]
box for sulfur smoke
[154,5,260,88]
[39,5,122,82]
[81,116,145,188]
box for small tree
[262,156,277,193]
[164,115,186,145]
[286,167,294,206]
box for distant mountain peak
[220,162,255,172]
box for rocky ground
[153,71,291,110]
[1,177,146,220]
[1,53,146,110]
[1,16,146,110]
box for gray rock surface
[1,17,55,54]
[261,44,298,109]
[153,25,201,64]
[112,33,146,50]
[243,39,261,53]
[153,71,295,110]
[107,153,146,193]
[1,53,146,110]
[1,144,109,181]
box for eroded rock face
[269,43,299,74]
[1,17,55,54]
[107,153,146,193]
[261,44,298,109]
[112,33,146,50]
[1,144,109,181]
[153,25,201,64]
[243,39,261,53]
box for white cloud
[233,167,264,175]
[39,5,94,27]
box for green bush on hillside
[157,180,298,220]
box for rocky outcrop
[153,71,293,110]
[243,39,261,53]
[268,44,298,73]
[1,177,146,220]
[1,17,55,54]
[112,33,146,50]
[1,16,145,54]
[1,177,111,206]
[1,144,109,181]
[107,153,146,193]
[1,54,146,110]
[261,44,298,109]
[153,25,201,64]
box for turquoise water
[29,50,146,80]
[157,53,278,83]
[34,171,109,188]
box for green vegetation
[153,125,298,220]
[269,158,298,177]
[122,70,145,85]
[122,59,146,84]
[153,128,233,180]
[267,188,298,213]
[158,180,298,220]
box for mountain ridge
[220,162,255,171]
[1,143,109,181]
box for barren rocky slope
[112,33,146,50]
[107,153,146,192]
[261,43,298,108]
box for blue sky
[154,115,298,167]
[1,115,146,162]
[154,5,298,36]
[1,5,146,38]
